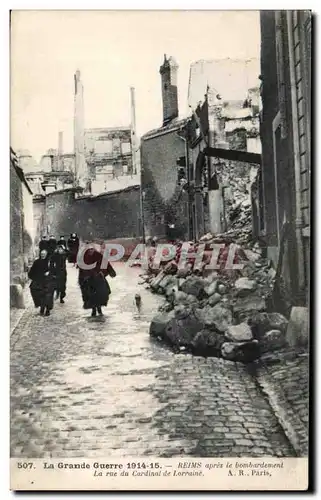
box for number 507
[18,462,34,469]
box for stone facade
[10,154,24,285]
[260,10,311,306]
[10,149,34,307]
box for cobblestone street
[11,263,297,458]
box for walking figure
[58,235,67,250]
[28,249,56,316]
[67,233,80,264]
[78,245,116,317]
[47,235,57,258]
[52,244,67,303]
[39,235,49,252]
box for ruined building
[25,70,139,200]
[141,55,189,241]
[84,126,138,196]
[187,81,261,240]
[141,55,262,242]
[24,141,75,197]
[73,71,139,196]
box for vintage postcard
[10,9,310,491]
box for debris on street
[142,229,291,363]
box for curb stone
[254,352,309,457]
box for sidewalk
[10,285,32,336]
[255,347,309,457]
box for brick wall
[141,127,189,240]
[44,186,141,242]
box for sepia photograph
[9,8,310,491]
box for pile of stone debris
[219,160,258,240]
[141,236,291,364]
[227,198,253,237]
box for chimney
[73,69,87,187]
[130,87,137,175]
[159,54,179,126]
[58,131,64,170]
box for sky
[11,10,260,162]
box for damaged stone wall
[141,125,189,241]
[44,186,141,241]
[216,158,259,240]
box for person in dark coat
[58,235,67,249]
[52,244,67,303]
[28,249,56,316]
[78,246,116,317]
[47,235,57,257]
[67,233,80,264]
[39,236,49,252]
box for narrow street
[11,263,295,459]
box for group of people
[28,233,116,318]
[38,233,80,263]
[28,233,79,316]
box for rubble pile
[218,160,259,237]
[228,199,253,235]
[142,237,288,364]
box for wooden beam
[204,146,261,165]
